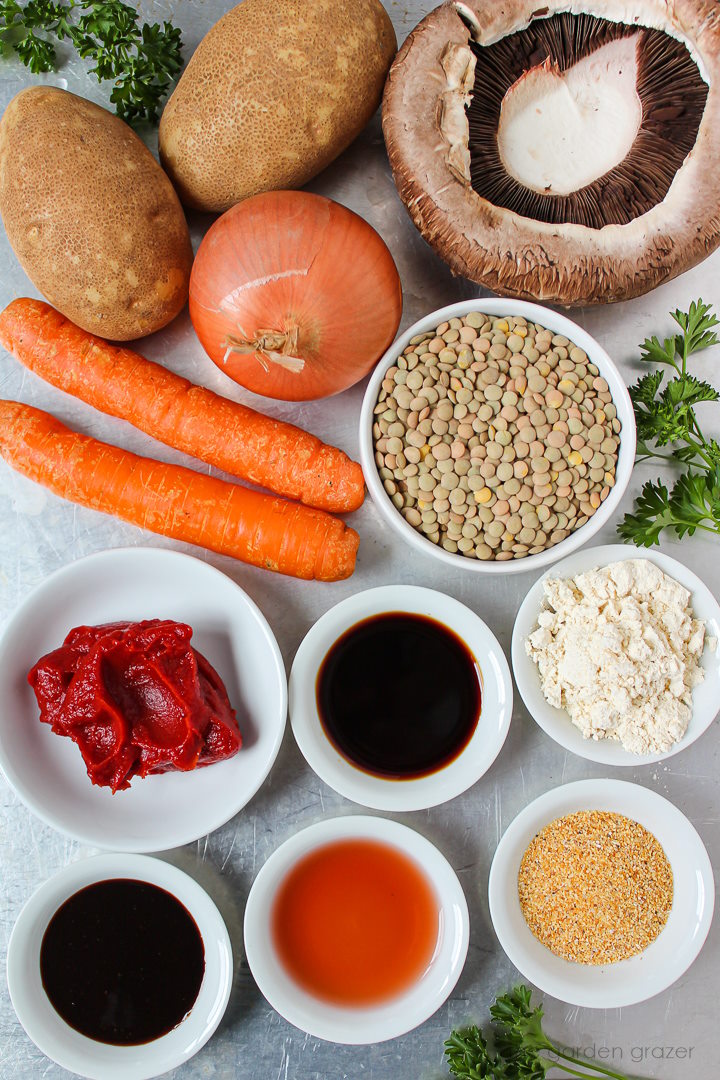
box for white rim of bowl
[359,298,636,574]
[288,584,513,811]
[511,544,720,765]
[488,778,714,1008]
[6,854,233,1080]
[0,546,288,851]
[243,814,470,1043]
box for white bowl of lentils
[359,300,635,574]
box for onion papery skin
[189,191,403,401]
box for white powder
[525,558,711,755]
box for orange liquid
[271,838,440,1006]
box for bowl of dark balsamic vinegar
[6,854,233,1080]
[289,585,513,811]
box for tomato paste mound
[28,620,242,792]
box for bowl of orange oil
[243,814,469,1043]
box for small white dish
[511,544,720,765]
[243,814,469,1043]
[289,585,512,811]
[0,547,287,851]
[7,853,233,1080]
[488,778,714,1008]
[359,298,636,575]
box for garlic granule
[526,559,710,754]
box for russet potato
[0,87,193,341]
[158,0,396,213]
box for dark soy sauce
[316,612,482,779]
[40,879,205,1045]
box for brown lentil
[371,313,621,560]
[518,810,673,965]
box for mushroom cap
[382,0,720,304]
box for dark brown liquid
[40,879,205,1045]
[316,612,482,779]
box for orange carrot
[0,298,365,514]
[0,401,359,581]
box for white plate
[488,778,714,1008]
[289,585,513,810]
[243,814,469,1043]
[7,854,233,1080]
[0,547,287,851]
[358,298,636,575]
[511,544,720,765]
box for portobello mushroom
[382,0,720,304]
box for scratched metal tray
[0,3,717,1077]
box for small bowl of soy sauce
[7,854,233,1080]
[289,585,513,811]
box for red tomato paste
[28,620,241,792]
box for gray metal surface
[1,2,718,1077]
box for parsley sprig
[0,0,183,123]
[618,299,720,546]
[445,986,637,1080]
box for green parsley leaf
[445,1026,512,1079]
[671,298,720,367]
[638,332,679,371]
[618,480,676,547]
[14,26,55,69]
[670,467,720,536]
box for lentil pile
[372,312,621,560]
[517,810,673,965]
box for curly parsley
[0,0,183,124]
[618,299,720,546]
[446,986,638,1080]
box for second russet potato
[159,0,397,212]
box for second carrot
[0,298,365,514]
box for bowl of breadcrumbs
[488,778,714,1008]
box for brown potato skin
[0,87,193,341]
[158,0,397,212]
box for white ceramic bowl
[359,299,635,575]
[511,544,720,765]
[7,854,233,1079]
[289,585,513,811]
[0,547,287,851]
[244,814,469,1043]
[488,779,714,1008]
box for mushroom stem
[223,327,306,374]
[453,2,481,42]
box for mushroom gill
[465,12,708,228]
